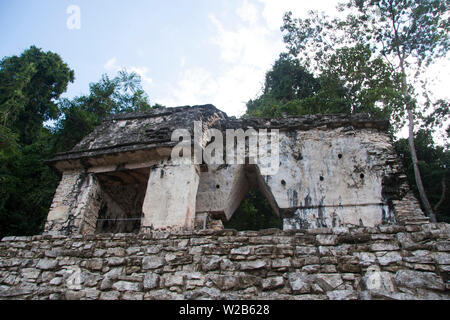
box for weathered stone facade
[3,105,447,301]
[43,105,427,235]
[0,223,448,300]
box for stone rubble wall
[44,171,102,235]
[0,223,448,300]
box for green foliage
[281,0,449,125]
[223,189,282,231]
[0,128,60,237]
[321,44,403,120]
[280,0,449,221]
[245,54,350,118]
[0,46,74,237]
[262,54,321,102]
[423,99,450,146]
[246,46,398,121]
[343,0,450,67]
[0,46,163,237]
[395,129,449,222]
[336,0,450,132]
[0,46,74,145]
[54,70,156,153]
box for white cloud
[129,66,153,85]
[104,57,153,86]
[158,1,346,117]
[171,67,216,105]
[104,57,118,71]
[159,62,267,118]
[257,0,341,30]
[153,0,448,148]
[180,56,186,68]
[161,1,287,117]
[208,12,282,67]
[236,0,260,26]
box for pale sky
[0,0,448,122]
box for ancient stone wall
[44,106,428,234]
[44,171,103,235]
[265,127,405,229]
[1,223,448,300]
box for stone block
[112,281,142,292]
[201,255,221,271]
[316,235,338,246]
[394,270,445,291]
[315,274,344,291]
[142,256,165,270]
[288,272,311,293]
[239,260,267,270]
[262,277,285,291]
[143,272,160,290]
[36,259,58,270]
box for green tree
[246,54,350,118]
[0,129,60,237]
[262,54,321,102]
[224,189,282,231]
[0,46,162,237]
[321,44,402,120]
[0,46,74,237]
[281,0,450,222]
[0,46,74,145]
[54,70,156,152]
[247,46,399,120]
[395,129,449,222]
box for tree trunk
[398,52,437,223]
[407,109,437,222]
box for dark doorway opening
[223,187,282,231]
[94,167,149,234]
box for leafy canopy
[54,70,156,152]
[0,46,74,145]
[0,46,163,238]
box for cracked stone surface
[0,223,449,300]
[43,105,426,235]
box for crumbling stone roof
[219,113,389,131]
[48,104,227,164]
[48,104,389,165]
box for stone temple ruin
[44,104,428,236]
[3,104,448,301]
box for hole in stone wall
[320,176,324,181]
[223,188,282,231]
[360,173,365,179]
[338,154,343,159]
[281,180,286,186]
[94,167,150,234]
[216,184,220,189]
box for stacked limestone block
[1,223,448,300]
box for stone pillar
[141,163,200,231]
[44,170,102,236]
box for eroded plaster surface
[44,105,426,235]
[141,163,200,231]
[265,128,398,229]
